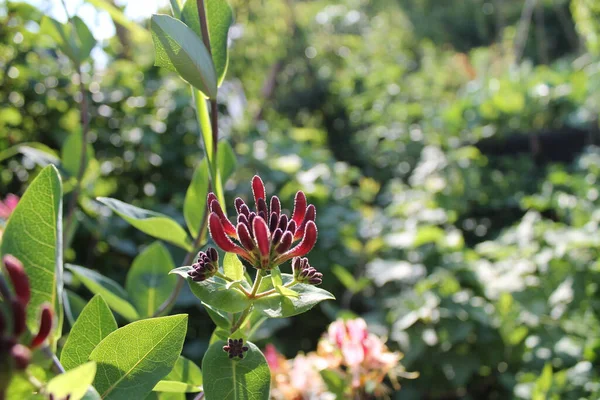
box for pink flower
[0,194,19,220]
[207,176,318,270]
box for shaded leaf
[97,197,192,251]
[181,0,233,84]
[66,264,139,321]
[151,14,217,98]
[153,356,203,393]
[125,242,177,318]
[218,140,236,182]
[223,253,244,282]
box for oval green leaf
[223,253,244,282]
[153,356,203,393]
[170,266,250,313]
[60,294,118,371]
[151,14,217,98]
[46,361,97,400]
[1,165,63,343]
[253,274,335,318]
[125,242,177,318]
[90,314,188,400]
[97,197,192,251]
[202,340,270,400]
[66,264,139,321]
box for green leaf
[84,0,150,40]
[0,165,63,344]
[270,267,283,287]
[217,140,236,182]
[202,340,270,400]
[275,285,299,299]
[40,16,96,63]
[60,294,118,371]
[90,314,188,400]
[72,16,97,61]
[253,274,335,318]
[151,14,217,98]
[125,242,177,318]
[203,302,231,329]
[97,197,192,251]
[183,159,209,237]
[66,264,139,321]
[181,0,233,85]
[171,267,250,313]
[46,361,97,400]
[331,265,368,294]
[61,129,95,179]
[223,253,244,282]
[0,142,59,164]
[153,356,203,393]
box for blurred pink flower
[0,194,19,220]
[268,318,416,399]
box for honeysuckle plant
[0,0,334,399]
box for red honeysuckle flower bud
[208,195,237,237]
[223,338,249,360]
[208,213,252,262]
[3,255,30,306]
[252,175,266,205]
[30,304,52,349]
[11,299,26,337]
[278,221,318,263]
[188,248,220,282]
[291,191,307,225]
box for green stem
[169,0,181,18]
[250,272,264,298]
[253,280,298,299]
[230,306,251,334]
[215,271,234,282]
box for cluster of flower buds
[188,248,219,282]
[223,338,249,360]
[292,257,323,285]
[208,175,318,270]
[0,255,53,373]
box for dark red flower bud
[252,175,266,212]
[207,192,218,210]
[257,198,268,218]
[292,257,323,285]
[271,228,283,245]
[269,212,279,233]
[11,299,26,336]
[295,204,316,240]
[282,221,317,261]
[208,214,251,261]
[11,344,31,370]
[291,191,307,225]
[188,247,220,282]
[278,214,288,232]
[223,338,249,359]
[234,197,245,214]
[237,223,256,252]
[30,304,52,349]
[253,217,270,260]
[3,255,30,306]
[276,231,293,254]
[270,196,281,217]
[208,197,237,237]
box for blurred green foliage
[3,0,600,398]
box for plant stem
[42,345,65,374]
[252,280,298,299]
[230,306,251,334]
[63,66,89,245]
[250,271,264,298]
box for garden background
[2,0,600,398]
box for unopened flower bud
[2,255,30,306]
[11,299,26,336]
[223,338,249,360]
[30,304,52,349]
[292,257,323,285]
[188,248,219,282]
[10,344,31,370]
